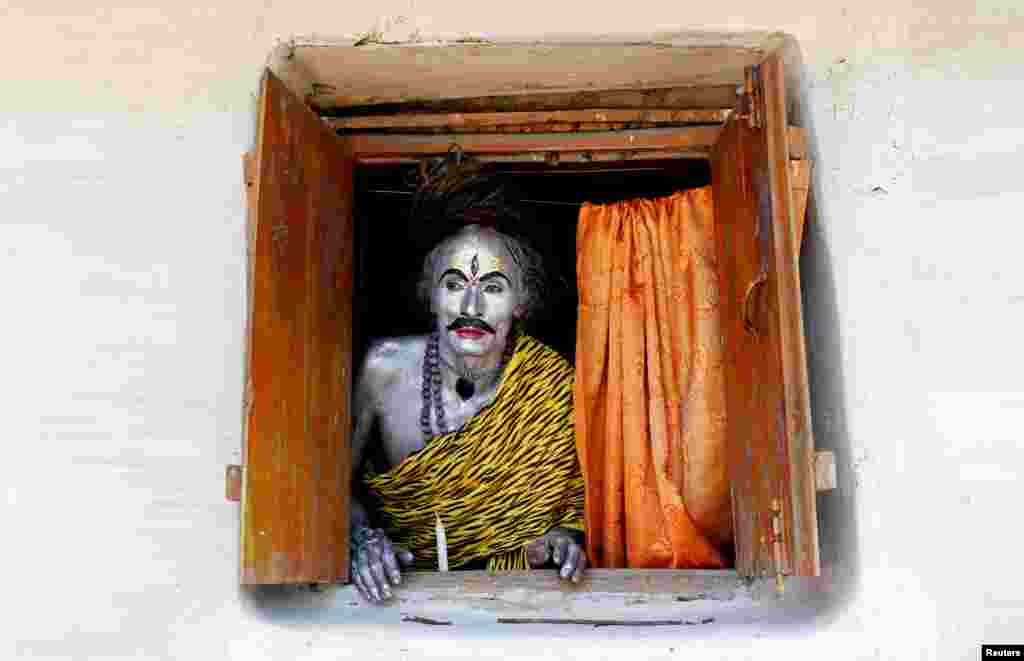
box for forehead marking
[446,245,507,278]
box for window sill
[248,569,836,628]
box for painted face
[431,228,521,360]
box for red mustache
[447,318,496,334]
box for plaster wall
[3,1,1022,659]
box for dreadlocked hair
[408,148,552,323]
[407,147,520,231]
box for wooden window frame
[237,35,833,609]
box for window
[236,35,826,599]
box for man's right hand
[350,526,414,602]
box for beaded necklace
[420,328,517,441]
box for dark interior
[351,158,712,366]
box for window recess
[236,35,830,601]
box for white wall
[4,2,1022,659]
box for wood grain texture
[347,126,804,160]
[386,569,743,597]
[357,149,709,165]
[296,43,767,114]
[710,59,819,579]
[761,53,819,577]
[253,568,833,617]
[342,120,681,135]
[241,69,354,584]
[315,85,741,116]
[349,126,722,158]
[711,106,785,580]
[242,152,257,445]
[326,108,733,131]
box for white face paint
[431,228,521,363]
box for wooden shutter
[710,54,819,579]
[241,69,354,584]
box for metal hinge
[736,66,764,129]
[757,497,787,595]
[770,498,786,594]
[225,465,242,502]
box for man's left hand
[526,527,588,583]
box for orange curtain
[575,188,732,569]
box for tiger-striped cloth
[364,333,584,571]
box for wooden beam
[357,149,709,166]
[241,151,257,445]
[296,39,769,113]
[350,125,802,161]
[314,85,740,115]
[326,108,732,131]
[763,53,819,577]
[250,569,835,616]
[391,569,744,600]
[348,122,651,135]
[350,126,722,158]
[342,121,689,135]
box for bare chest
[375,369,499,468]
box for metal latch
[225,465,242,502]
[815,450,838,491]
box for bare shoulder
[358,335,427,392]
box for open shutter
[241,70,354,584]
[711,54,819,580]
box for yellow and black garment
[364,334,584,571]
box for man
[349,223,586,602]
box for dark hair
[408,150,551,321]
